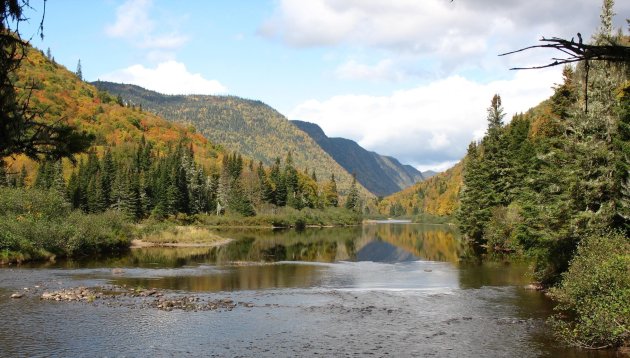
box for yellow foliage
[376,161,463,217]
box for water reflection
[104,223,466,292]
[124,223,465,267]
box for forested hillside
[377,161,462,217]
[291,120,424,196]
[2,47,361,221]
[91,81,371,198]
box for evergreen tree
[323,174,339,207]
[101,149,115,208]
[76,59,82,80]
[457,142,491,244]
[487,94,505,133]
[34,160,51,189]
[345,174,360,212]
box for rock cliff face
[291,120,424,197]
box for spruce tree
[323,174,339,207]
[345,174,360,212]
[76,59,83,81]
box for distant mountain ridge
[91,81,372,197]
[291,120,424,197]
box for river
[0,222,616,357]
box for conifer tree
[76,59,82,80]
[323,174,339,207]
[345,174,361,212]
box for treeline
[8,138,363,220]
[458,62,628,284]
[457,6,629,349]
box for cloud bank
[100,61,227,95]
[290,68,562,171]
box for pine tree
[345,174,361,212]
[34,160,51,189]
[101,149,115,208]
[76,59,83,81]
[51,160,66,197]
[487,94,505,133]
[457,142,491,244]
[323,174,339,207]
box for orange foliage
[11,47,224,178]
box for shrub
[548,230,630,349]
[0,188,132,263]
[484,204,523,255]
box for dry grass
[138,226,229,246]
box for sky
[18,0,630,172]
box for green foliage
[549,230,630,349]
[322,174,339,207]
[344,174,361,212]
[91,81,372,199]
[194,206,362,228]
[0,187,131,263]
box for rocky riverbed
[11,284,256,312]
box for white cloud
[289,67,563,171]
[105,0,188,50]
[261,0,630,75]
[100,61,227,95]
[105,0,152,38]
[335,59,405,82]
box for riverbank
[0,188,362,265]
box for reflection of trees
[457,262,532,289]
[208,227,362,263]
[108,224,469,292]
[128,247,214,267]
[361,224,465,263]
[113,264,322,292]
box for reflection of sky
[322,261,459,291]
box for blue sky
[19,0,630,171]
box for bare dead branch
[499,36,630,70]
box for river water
[0,223,616,357]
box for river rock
[10,293,23,299]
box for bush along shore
[0,187,362,264]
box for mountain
[291,120,424,197]
[421,170,438,179]
[376,161,463,217]
[91,81,371,197]
[9,48,223,178]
